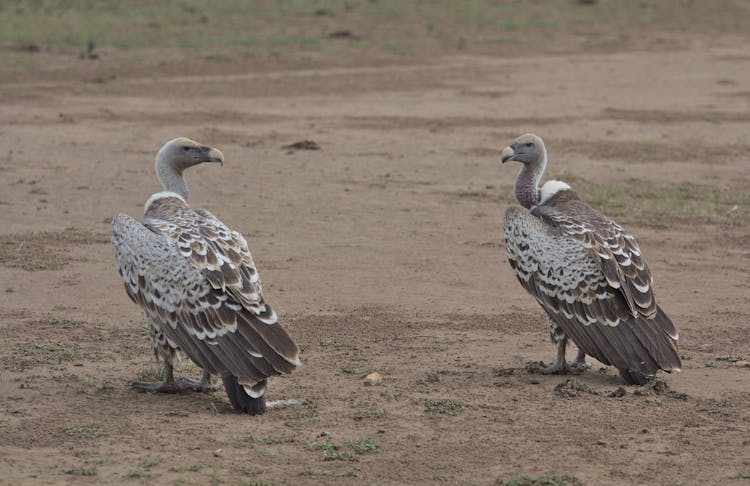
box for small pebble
[363,371,383,386]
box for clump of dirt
[282,140,321,151]
[633,380,690,400]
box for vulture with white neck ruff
[500,133,681,385]
[111,137,299,414]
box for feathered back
[531,189,660,322]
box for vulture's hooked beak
[200,146,224,166]
[500,144,516,164]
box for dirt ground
[1,7,750,486]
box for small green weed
[64,466,97,476]
[63,422,104,438]
[123,466,152,479]
[423,398,466,415]
[715,355,743,362]
[496,475,582,486]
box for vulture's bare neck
[155,156,189,202]
[515,155,546,209]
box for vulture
[500,133,681,385]
[111,138,299,414]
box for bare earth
[1,31,750,486]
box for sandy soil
[1,29,750,486]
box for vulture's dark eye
[182,146,191,152]
[525,142,534,148]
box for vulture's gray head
[156,137,224,173]
[500,133,546,168]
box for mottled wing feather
[112,211,299,385]
[531,196,659,321]
[504,204,680,376]
[144,203,266,315]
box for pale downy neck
[514,153,547,209]
[155,154,189,202]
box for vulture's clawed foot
[176,375,220,393]
[567,357,591,374]
[129,379,184,394]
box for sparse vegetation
[123,465,152,480]
[63,422,104,438]
[553,178,750,226]
[17,342,76,364]
[0,227,106,270]
[421,398,466,416]
[64,466,97,476]
[2,0,746,69]
[312,436,378,462]
[496,475,582,486]
[348,438,378,454]
[352,409,385,421]
[136,365,165,382]
[715,355,743,363]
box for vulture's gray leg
[130,360,182,393]
[525,317,589,375]
[176,369,220,393]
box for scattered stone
[213,448,221,457]
[267,398,306,409]
[363,371,383,386]
[608,386,627,398]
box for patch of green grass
[496,474,582,486]
[0,0,747,79]
[11,374,38,387]
[715,355,743,362]
[136,365,165,382]
[260,435,296,445]
[341,468,361,478]
[423,398,466,416]
[64,466,97,476]
[123,466,152,480]
[352,409,385,421]
[701,399,733,416]
[312,436,378,462]
[239,465,264,476]
[40,317,82,329]
[347,438,378,454]
[319,341,358,351]
[559,177,750,226]
[20,342,76,363]
[63,422,104,438]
